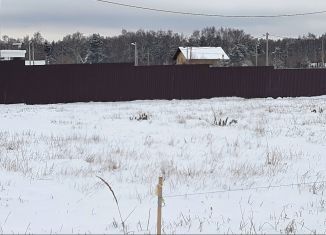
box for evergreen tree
[272,47,286,68]
[86,34,106,64]
[229,44,249,66]
[44,41,52,65]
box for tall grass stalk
[97,176,126,234]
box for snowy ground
[0,96,326,234]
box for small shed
[173,47,229,66]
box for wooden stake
[157,176,163,235]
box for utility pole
[147,49,150,66]
[266,32,269,66]
[322,37,325,68]
[255,39,258,66]
[32,42,35,65]
[28,41,31,65]
[61,44,63,64]
[135,43,138,66]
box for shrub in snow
[129,112,151,121]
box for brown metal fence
[0,60,325,104]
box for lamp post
[28,41,32,65]
[131,42,138,66]
[32,42,35,65]
[28,40,35,65]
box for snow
[0,50,26,59]
[178,47,230,60]
[0,96,326,234]
[25,60,46,66]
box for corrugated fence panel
[0,61,326,104]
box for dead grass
[0,97,326,233]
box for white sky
[0,0,325,40]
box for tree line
[0,27,325,68]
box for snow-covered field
[0,97,326,234]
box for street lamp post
[131,42,138,66]
[28,41,35,65]
[28,41,32,65]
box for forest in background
[0,27,325,68]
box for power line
[164,180,326,198]
[96,0,326,18]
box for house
[0,49,46,65]
[0,50,26,61]
[173,47,229,66]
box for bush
[129,112,151,121]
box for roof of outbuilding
[0,50,26,58]
[174,47,230,60]
[173,47,229,60]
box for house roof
[0,50,26,58]
[173,47,229,60]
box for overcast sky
[0,0,326,41]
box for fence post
[157,176,163,235]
